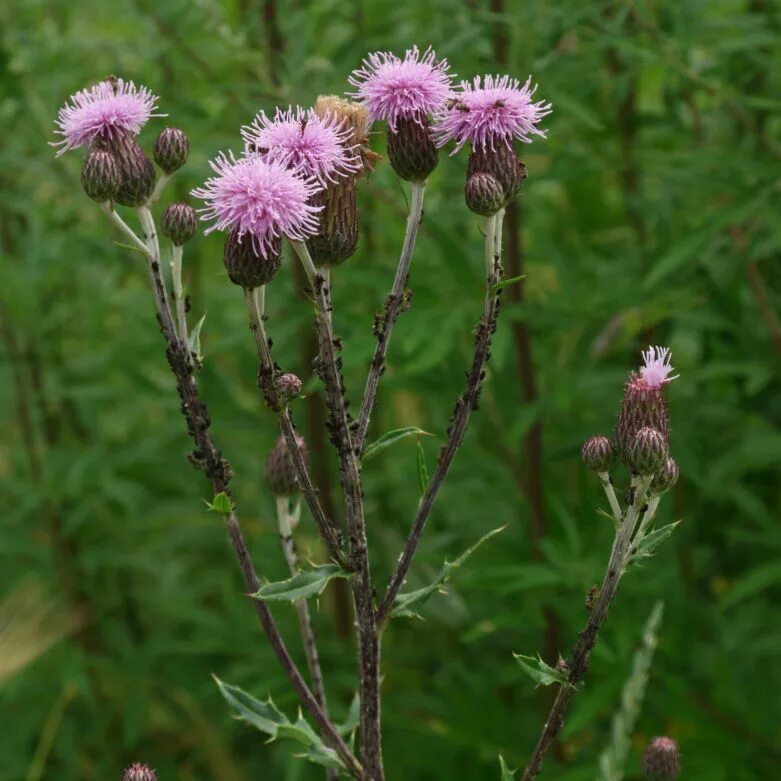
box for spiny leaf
[189,313,206,362]
[206,492,232,514]
[363,426,433,463]
[391,526,505,619]
[416,438,429,495]
[252,563,352,603]
[513,654,572,688]
[499,755,516,780]
[491,273,526,295]
[628,521,681,566]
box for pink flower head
[53,78,160,156]
[348,45,453,131]
[639,345,678,388]
[192,153,320,257]
[434,74,551,154]
[241,106,360,186]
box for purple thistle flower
[192,153,320,258]
[241,106,360,186]
[434,74,551,154]
[348,45,453,132]
[639,345,678,388]
[53,78,160,156]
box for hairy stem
[598,472,623,526]
[355,181,426,451]
[291,240,383,781]
[520,477,652,781]
[376,210,505,625]
[131,210,361,777]
[169,243,189,348]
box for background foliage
[1,1,780,779]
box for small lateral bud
[651,456,679,495]
[96,133,156,207]
[122,763,158,781]
[581,435,615,473]
[387,117,438,182]
[276,373,302,402]
[626,427,667,476]
[153,127,189,174]
[81,149,120,203]
[265,435,307,496]
[161,202,197,246]
[466,143,527,208]
[642,736,680,781]
[465,172,505,216]
[223,228,282,289]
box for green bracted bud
[265,434,307,497]
[223,227,282,289]
[581,435,615,473]
[642,737,680,781]
[651,456,679,495]
[626,427,667,476]
[465,172,505,216]
[387,116,439,183]
[153,127,190,174]
[467,143,527,207]
[96,133,156,207]
[81,149,120,203]
[161,202,197,246]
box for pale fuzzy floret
[348,45,453,131]
[241,107,361,186]
[434,74,551,154]
[192,153,321,258]
[639,345,678,388]
[53,78,160,156]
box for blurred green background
[1,0,780,779]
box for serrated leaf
[513,654,571,688]
[363,426,433,463]
[391,526,505,619]
[629,521,681,566]
[416,439,429,495]
[499,755,516,780]
[252,563,351,602]
[214,678,343,770]
[189,313,206,362]
[491,273,526,295]
[206,491,233,514]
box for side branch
[376,211,505,626]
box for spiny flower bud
[651,456,679,495]
[223,227,282,289]
[276,373,302,402]
[466,143,527,208]
[153,127,189,174]
[122,763,158,781]
[581,435,615,473]
[96,133,156,207]
[387,116,438,182]
[465,172,505,216]
[161,202,197,246]
[626,427,667,476]
[81,149,120,202]
[265,435,307,496]
[642,736,680,781]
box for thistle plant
[53,46,680,781]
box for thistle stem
[169,244,189,348]
[376,209,505,626]
[355,181,426,451]
[148,172,171,204]
[598,472,623,526]
[101,204,149,255]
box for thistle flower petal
[53,78,160,156]
[192,153,321,258]
[639,345,678,388]
[434,74,551,154]
[348,45,453,131]
[242,107,361,185]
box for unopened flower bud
[466,143,527,208]
[223,228,282,289]
[276,373,302,402]
[387,117,438,182]
[122,763,158,781]
[651,456,679,495]
[265,435,307,496]
[161,202,197,246]
[465,172,505,216]
[626,427,667,476]
[153,127,189,174]
[642,736,680,781]
[96,133,156,207]
[581,435,615,473]
[81,149,120,203]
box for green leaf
[214,677,343,770]
[252,563,352,602]
[363,426,433,463]
[391,526,505,619]
[416,438,429,495]
[112,240,148,256]
[338,692,360,738]
[629,521,681,566]
[499,755,516,780]
[189,313,206,362]
[491,273,526,295]
[206,491,233,514]
[513,654,571,688]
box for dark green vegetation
[1,1,779,779]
